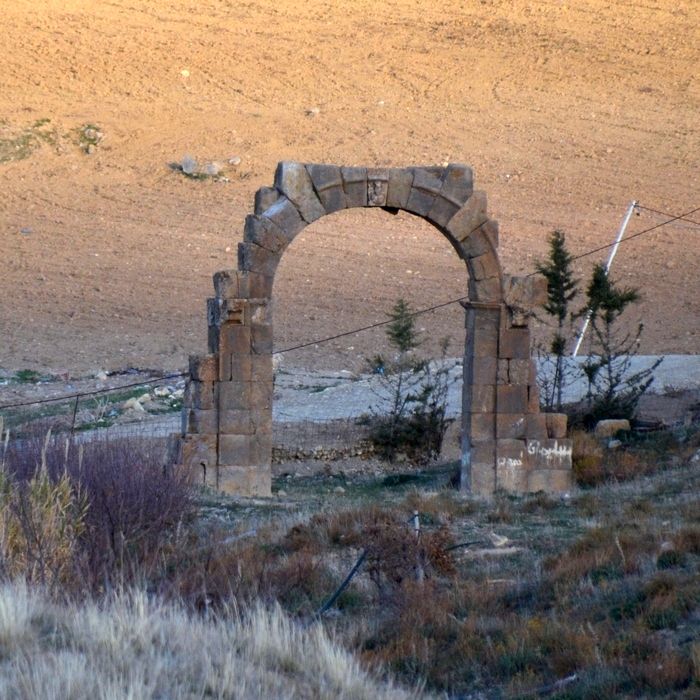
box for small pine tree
[580,263,662,422]
[365,299,452,464]
[534,230,579,411]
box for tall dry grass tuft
[0,584,421,700]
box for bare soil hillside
[1,0,698,375]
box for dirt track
[1,0,698,376]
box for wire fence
[1,200,698,457]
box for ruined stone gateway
[180,162,573,497]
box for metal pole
[572,200,637,357]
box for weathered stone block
[250,408,273,433]
[367,168,390,206]
[213,270,238,299]
[473,328,499,358]
[503,274,548,310]
[207,297,222,327]
[238,242,280,278]
[181,434,217,482]
[526,439,573,471]
[497,385,529,414]
[470,413,496,440]
[250,430,272,463]
[497,359,510,384]
[386,168,414,209]
[251,324,273,354]
[254,186,280,215]
[528,385,541,413]
[545,413,568,439]
[218,434,252,465]
[251,354,273,381]
[219,409,254,434]
[244,214,288,253]
[218,464,271,497]
[405,168,442,216]
[446,191,488,244]
[222,353,252,383]
[250,381,273,410]
[499,328,531,359]
[249,299,271,326]
[183,408,219,435]
[525,413,549,440]
[219,381,251,411]
[528,469,572,494]
[470,462,496,495]
[438,164,474,206]
[263,196,307,239]
[246,271,274,298]
[470,384,496,413]
[184,379,217,410]
[496,439,527,491]
[217,299,248,326]
[340,166,368,207]
[208,324,219,354]
[509,360,534,385]
[427,195,460,229]
[189,354,218,383]
[219,324,251,357]
[595,419,631,439]
[468,277,503,303]
[274,161,326,223]
[497,414,526,439]
[306,164,347,214]
[469,251,502,281]
[471,356,497,385]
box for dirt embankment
[0,0,698,376]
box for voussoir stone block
[386,168,414,209]
[340,167,368,207]
[306,163,347,213]
[469,251,502,281]
[244,215,288,253]
[263,196,307,240]
[254,186,280,215]
[427,164,474,228]
[274,162,326,223]
[406,168,442,216]
[446,191,488,242]
[238,242,281,278]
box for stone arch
[180,162,573,497]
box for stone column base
[217,464,271,497]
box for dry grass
[0,584,419,700]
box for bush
[0,432,194,594]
